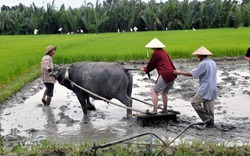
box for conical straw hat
[145,38,166,48]
[192,46,213,55]
[46,45,57,54]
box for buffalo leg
[75,92,90,123]
[126,99,133,118]
[117,95,133,118]
[86,97,96,111]
[74,91,88,116]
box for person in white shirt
[173,46,217,129]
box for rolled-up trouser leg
[191,95,214,123]
[203,100,214,120]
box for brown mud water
[0,59,250,148]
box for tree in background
[0,0,249,35]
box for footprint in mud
[89,111,106,121]
[60,105,69,112]
[57,112,80,126]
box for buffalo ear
[48,70,58,77]
[48,64,61,77]
[53,64,60,70]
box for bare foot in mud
[41,99,46,105]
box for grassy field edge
[0,139,249,155]
[0,65,41,103]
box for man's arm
[173,70,192,76]
[245,56,250,62]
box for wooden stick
[68,79,147,114]
[131,97,163,110]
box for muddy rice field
[0,58,250,147]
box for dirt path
[0,59,250,147]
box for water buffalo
[53,61,133,120]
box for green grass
[0,138,249,155]
[0,27,249,103]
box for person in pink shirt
[141,38,176,114]
[41,45,57,106]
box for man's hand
[140,67,146,72]
[173,70,180,75]
[173,70,192,76]
[47,68,52,72]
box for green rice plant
[0,27,249,103]
[11,143,23,155]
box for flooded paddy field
[0,59,250,147]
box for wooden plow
[131,97,180,126]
